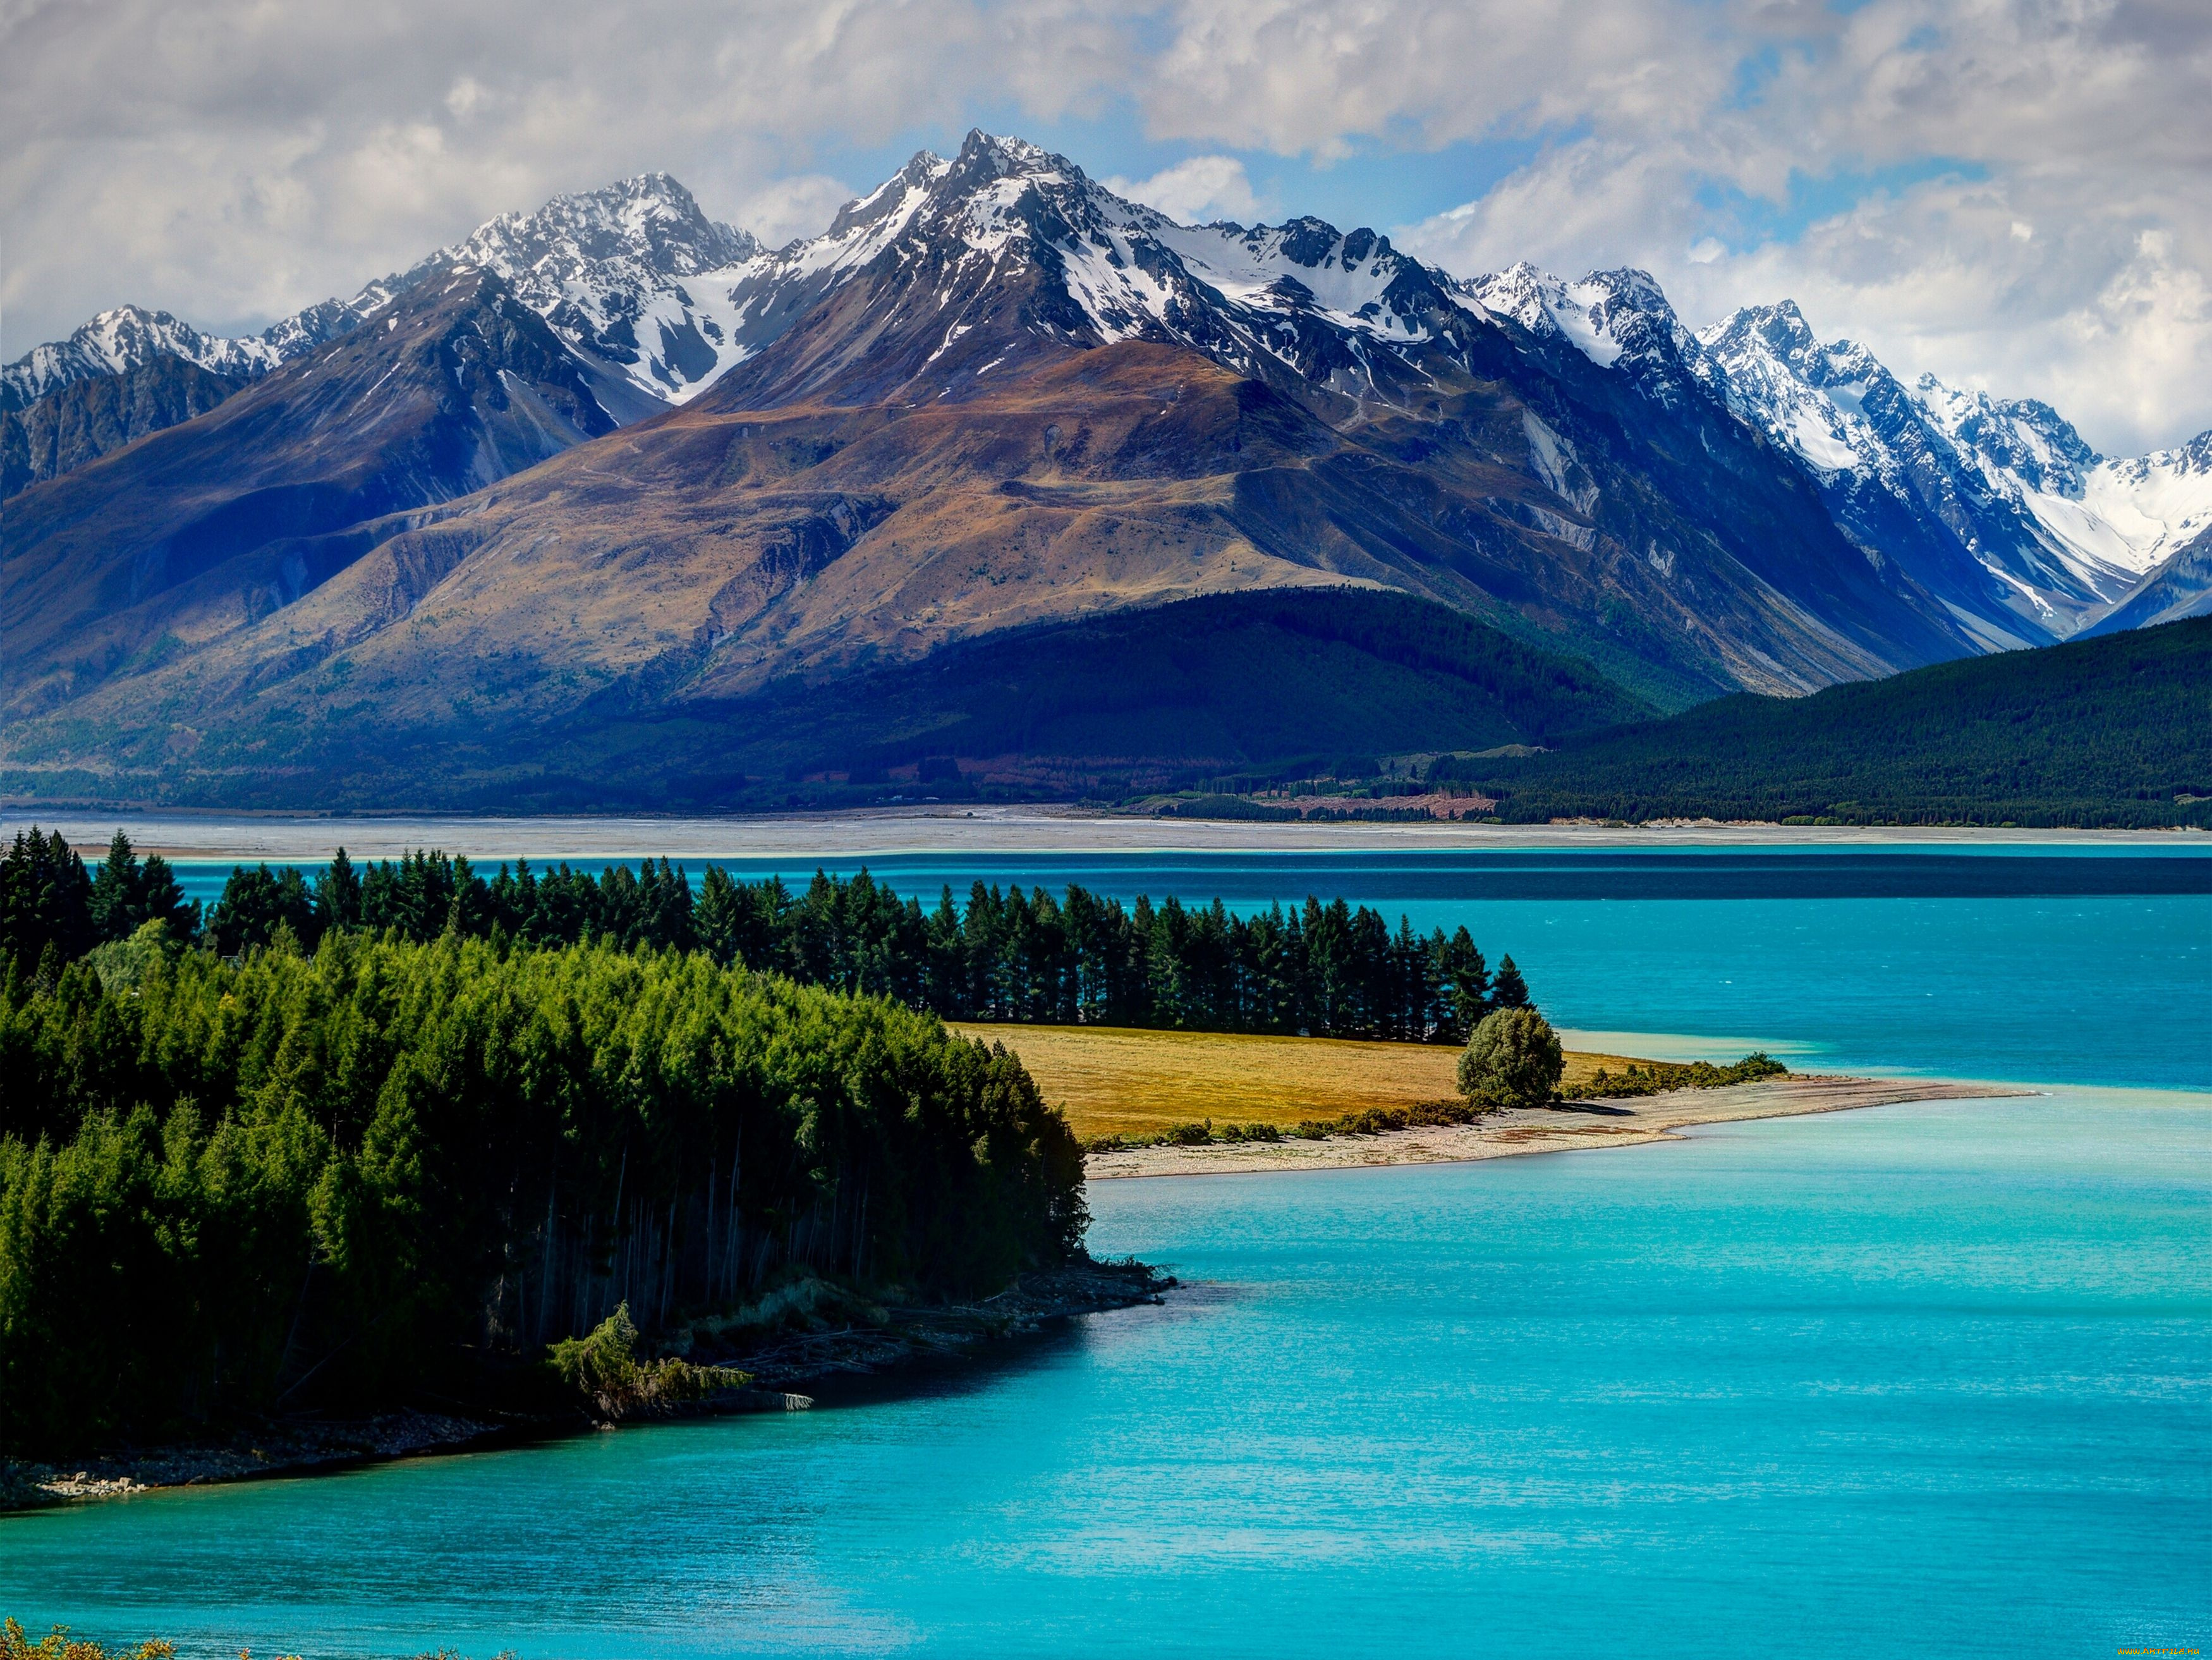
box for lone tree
[1457,1006,1564,1110]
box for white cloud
[2,0,2208,451]
[736,174,856,248]
[0,0,1139,347]
[444,77,486,121]
[1382,3,2212,455]
[1103,156,1262,224]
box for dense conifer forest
[1445,614,2212,828]
[0,829,1530,1458]
[6,831,1524,1045]
[0,928,1083,1457]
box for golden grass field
[947,1022,1655,1140]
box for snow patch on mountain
[1698,296,2211,632]
[1459,264,1705,373]
[1,307,282,410]
[1158,219,1435,340]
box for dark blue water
[174,848,2212,1090]
[6,1094,2206,1657]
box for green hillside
[1444,614,2212,828]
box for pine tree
[1490,954,1531,1011]
[315,847,362,931]
[137,854,197,942]
[88,830,142,941]
[0,827,96,972]
[695,865,746,965]
[1437,925,1490,1041]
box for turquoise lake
[173,845,2212,1087]
[12,846,2209,1654]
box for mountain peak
[820,149,952,246]
[441,173,758,284]
[1462,263,1693,380]
[2,303,282,411]
[1701,299,1818,362]
[953,129,1062,176]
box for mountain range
[3,131,2207,810]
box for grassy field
[949,1022,1653,1140]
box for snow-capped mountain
[1695,299,2212,640]
[1453,262,2211,642]
[3,174,763,424]
[1913,380,2212,582]
[374,172,760,413]
[1,265,623,717]
[690,132,1478,410]
[10,124,2205,742]
[1,127,2047,803]
[3,307,277,410]
[1,293,384,413]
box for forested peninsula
[1,830,1528,1468]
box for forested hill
[0,936,1084,1458]
[1445,614,2212,827]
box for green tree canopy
[1457,1006,1564,1110]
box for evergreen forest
[1446,613,2212,828]
[0,829,1531,1459]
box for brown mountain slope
[0,267,617,718]
[6,337,1940,784]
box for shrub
[545,1303,748,1421]
[1457,1008,1564,1109]
[1578,1051,1788,1100]
[1,1620,175,1660]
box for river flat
[16,803,2211,861]
[2,839,2204,1656]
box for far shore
[4,802,2203,863]
[1085,1075,2037,1180]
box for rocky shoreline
[0,1259,1170,1513]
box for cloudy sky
[4,0,2208,453]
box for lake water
[9,846,2208,1654]
[171,845,2212,1088]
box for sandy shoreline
[4,802,2198,862]
[1085,1075,2037,1179]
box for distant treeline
[0,931,1083,1458]
[1438,614,2212,829]
[2,831,1531,1044]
